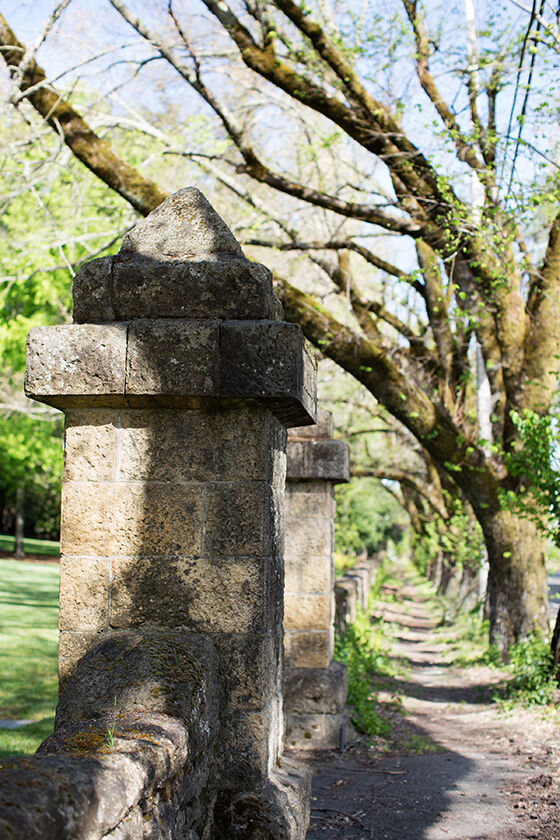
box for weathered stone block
[59,556,110,631]
[58,630,105,689]
[345,569,368,610]
[284,662,347,715]
[112,255,282,321]
[27,323,315,425]
[286,439,350,482]
[220,321,317,427]
[284,554,301,592]
[72,255,115,323]
[204,482,275,556]
[213,632,280,710]
[64,410,118,481]
[284,519,331,565]
[220,702,278,785]
[116,406,285,483]
[125,319,219,400]
[61,482,202,557]
[284,712,346,751]
[285,482,335,519]
[334,578,358,634]
[284,593,332,631]
[110,555,270,634]
[25,324,127,407]
[291,631,332,669]
[300,552,333,594]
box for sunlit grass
[0,558,59,757]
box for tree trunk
[14,486,24,558]
[477,507,549,654]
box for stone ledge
[286,439,350,482]
[0,628,221,840]
[0,715,196,840]
[25,321,317,427]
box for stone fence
[334,555,384,636]
[0,189,315,840]
[0,188,376,840]
[283,410,350,750]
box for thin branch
[11,0,73,93]
[245,237,426,296]
[108,0,423,236]
[507,0,547,198]
[402,0,490,182]
[0,14,167,215]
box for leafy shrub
[335,619,390,735]
[334,591,395,737]
[494,634,557,708]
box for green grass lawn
[0,534,60,556]
[0,558,59,757]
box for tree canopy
[1,0,560,650]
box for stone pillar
[283,409,350,749]
[25,189,316,837]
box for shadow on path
[301,562,555,840]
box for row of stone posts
[0,188,356,840]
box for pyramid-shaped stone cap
[121,188,244,260]
[73,188,283,323]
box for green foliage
[412,495,484,580]
[104,697,118,749]
[0,412,63,538]
[0,105,135,538]
[500,409,560,545]
[494,634,557,709]
[335,477,407,557]
[335,610,392,736]
[334,566,398,737]
[446,607,557,708]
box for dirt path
[300,564,560,840]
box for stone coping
[25,320,317,427]
[0,714,192,840]
[286,438,350,482]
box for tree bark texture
[478,508,549,650]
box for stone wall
[0,189,315,840]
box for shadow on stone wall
[0,189,314,839]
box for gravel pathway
[298,566,560,839]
